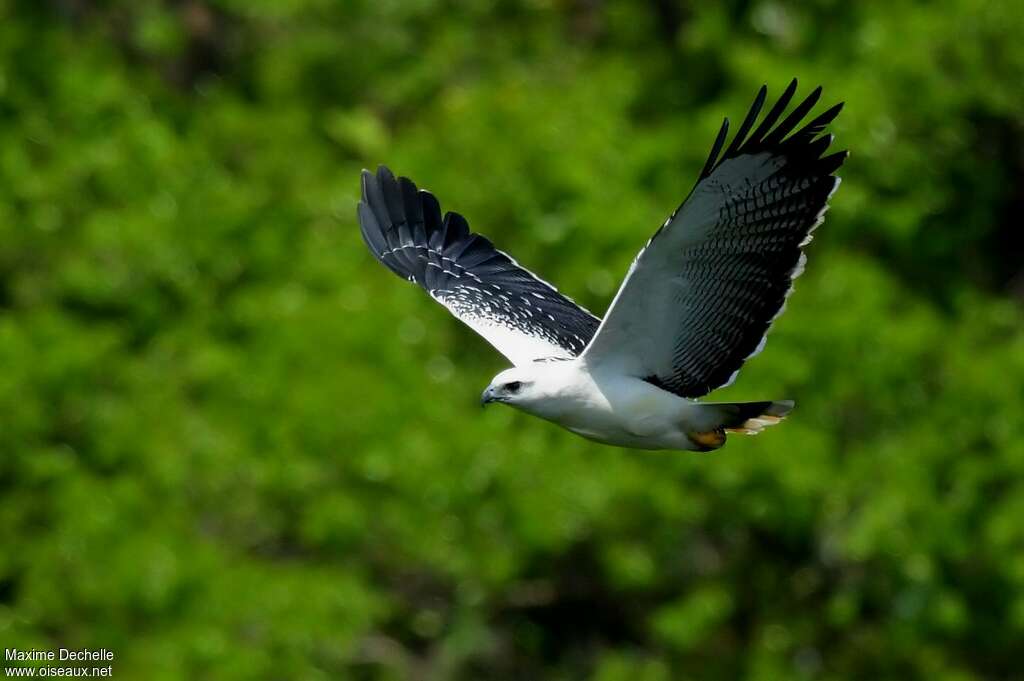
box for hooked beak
[480,386,497,407]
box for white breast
[522,360,694,448]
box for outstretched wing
[581,80,847,397]
[358,166,600,366]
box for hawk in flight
[358,80,846,451]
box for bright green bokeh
[2,1,1023,679]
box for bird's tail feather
[719,400,794,434]
[686,400,794,450]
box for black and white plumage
[358,167,599,365]
[358,80,847,451]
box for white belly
[518,361,707,451]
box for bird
[357,80,846,451]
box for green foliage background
[2,1,1024,679]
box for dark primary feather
[358,166,600,363]
[584,79,847,398]
[659,81,846,396]
[698,81,842,183]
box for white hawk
[357,80,846,451]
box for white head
[480,365,559,415]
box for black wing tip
[360,163,422,214]
[359,168,373,199]
[721,85,770,160]
[701,80,844,180]
[357,164,431,277]
[818,149,849,175]
[355,166,601,360]
[700,117,731,179]
[356,165,483,283]
[361,164,396,196]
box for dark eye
[505,381,523,393]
